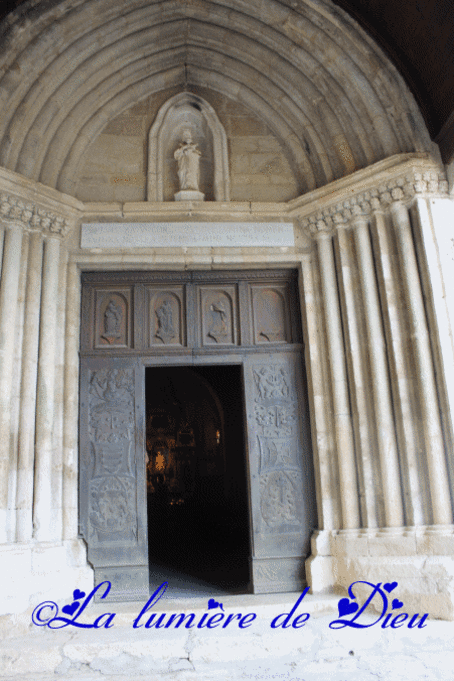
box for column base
[306,526,454,619]
[0,538,93,617]
[305,530,335,593]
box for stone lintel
[80,222,295,249]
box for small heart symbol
[337,597,359,617]
[73,589,86,601]
[384,582,398,593]
[207,598,225,611]
[208,598,220,610]
[392,599,403,609]
[62,601,80,617]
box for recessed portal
[145,365,250,594]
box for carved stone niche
[147,92,230,202]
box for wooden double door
[79,269,317,601]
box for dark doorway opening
[145,365,250,595]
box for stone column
[62,262,80,540]
[8,229,30,541]
[391,200,452,525]
[15,230,44,541]
[335,225,378,528]
[33,234,61,541]
[371,207,424,525]
[299,253,335,531]
[0,223,5,275]
[0,222,23,542]
[352,213,404,528]
[316,230,360,529]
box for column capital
[0,191,73,238]
[295,164,449,239]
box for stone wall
[75,88,299,204]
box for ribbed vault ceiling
[0,0,435,198]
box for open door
[79,357,148,601]
[243,352,316,593]
[145,365,250,594]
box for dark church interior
[145,365,251,594]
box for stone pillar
[50,250,68,541]
[62,262,80,540]
[412,197,454,493]
[300,252,338,592]
[0,222,23,542]
[352,214,404,528]
[371,207,424,525]
[335,226,378,528]
[316,231,360,529]
[391,200,452,525]
[33,234,61,541]
[0,223,5,274]
[15,231,44,541]
[8,229,30,541]
[299,253,335,531]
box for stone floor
[1,571,454,681]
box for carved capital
[296,166,449,239]
[0,192,72,237]
[299,214,334,239]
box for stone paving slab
[1,596,453,681]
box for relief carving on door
[95,290,130,348]
[87,367,137,542]
[80,270,314,599]
[252,287,289,344]
[253,364,303,533]
[260,470,300,526]
[244,353,315,593]
[148,289,184,347]
[201,287,237,345]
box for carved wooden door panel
[79,357,148,601]
[243,352,316,593]
[80,269,316,598]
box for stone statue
[174,129,201,191]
